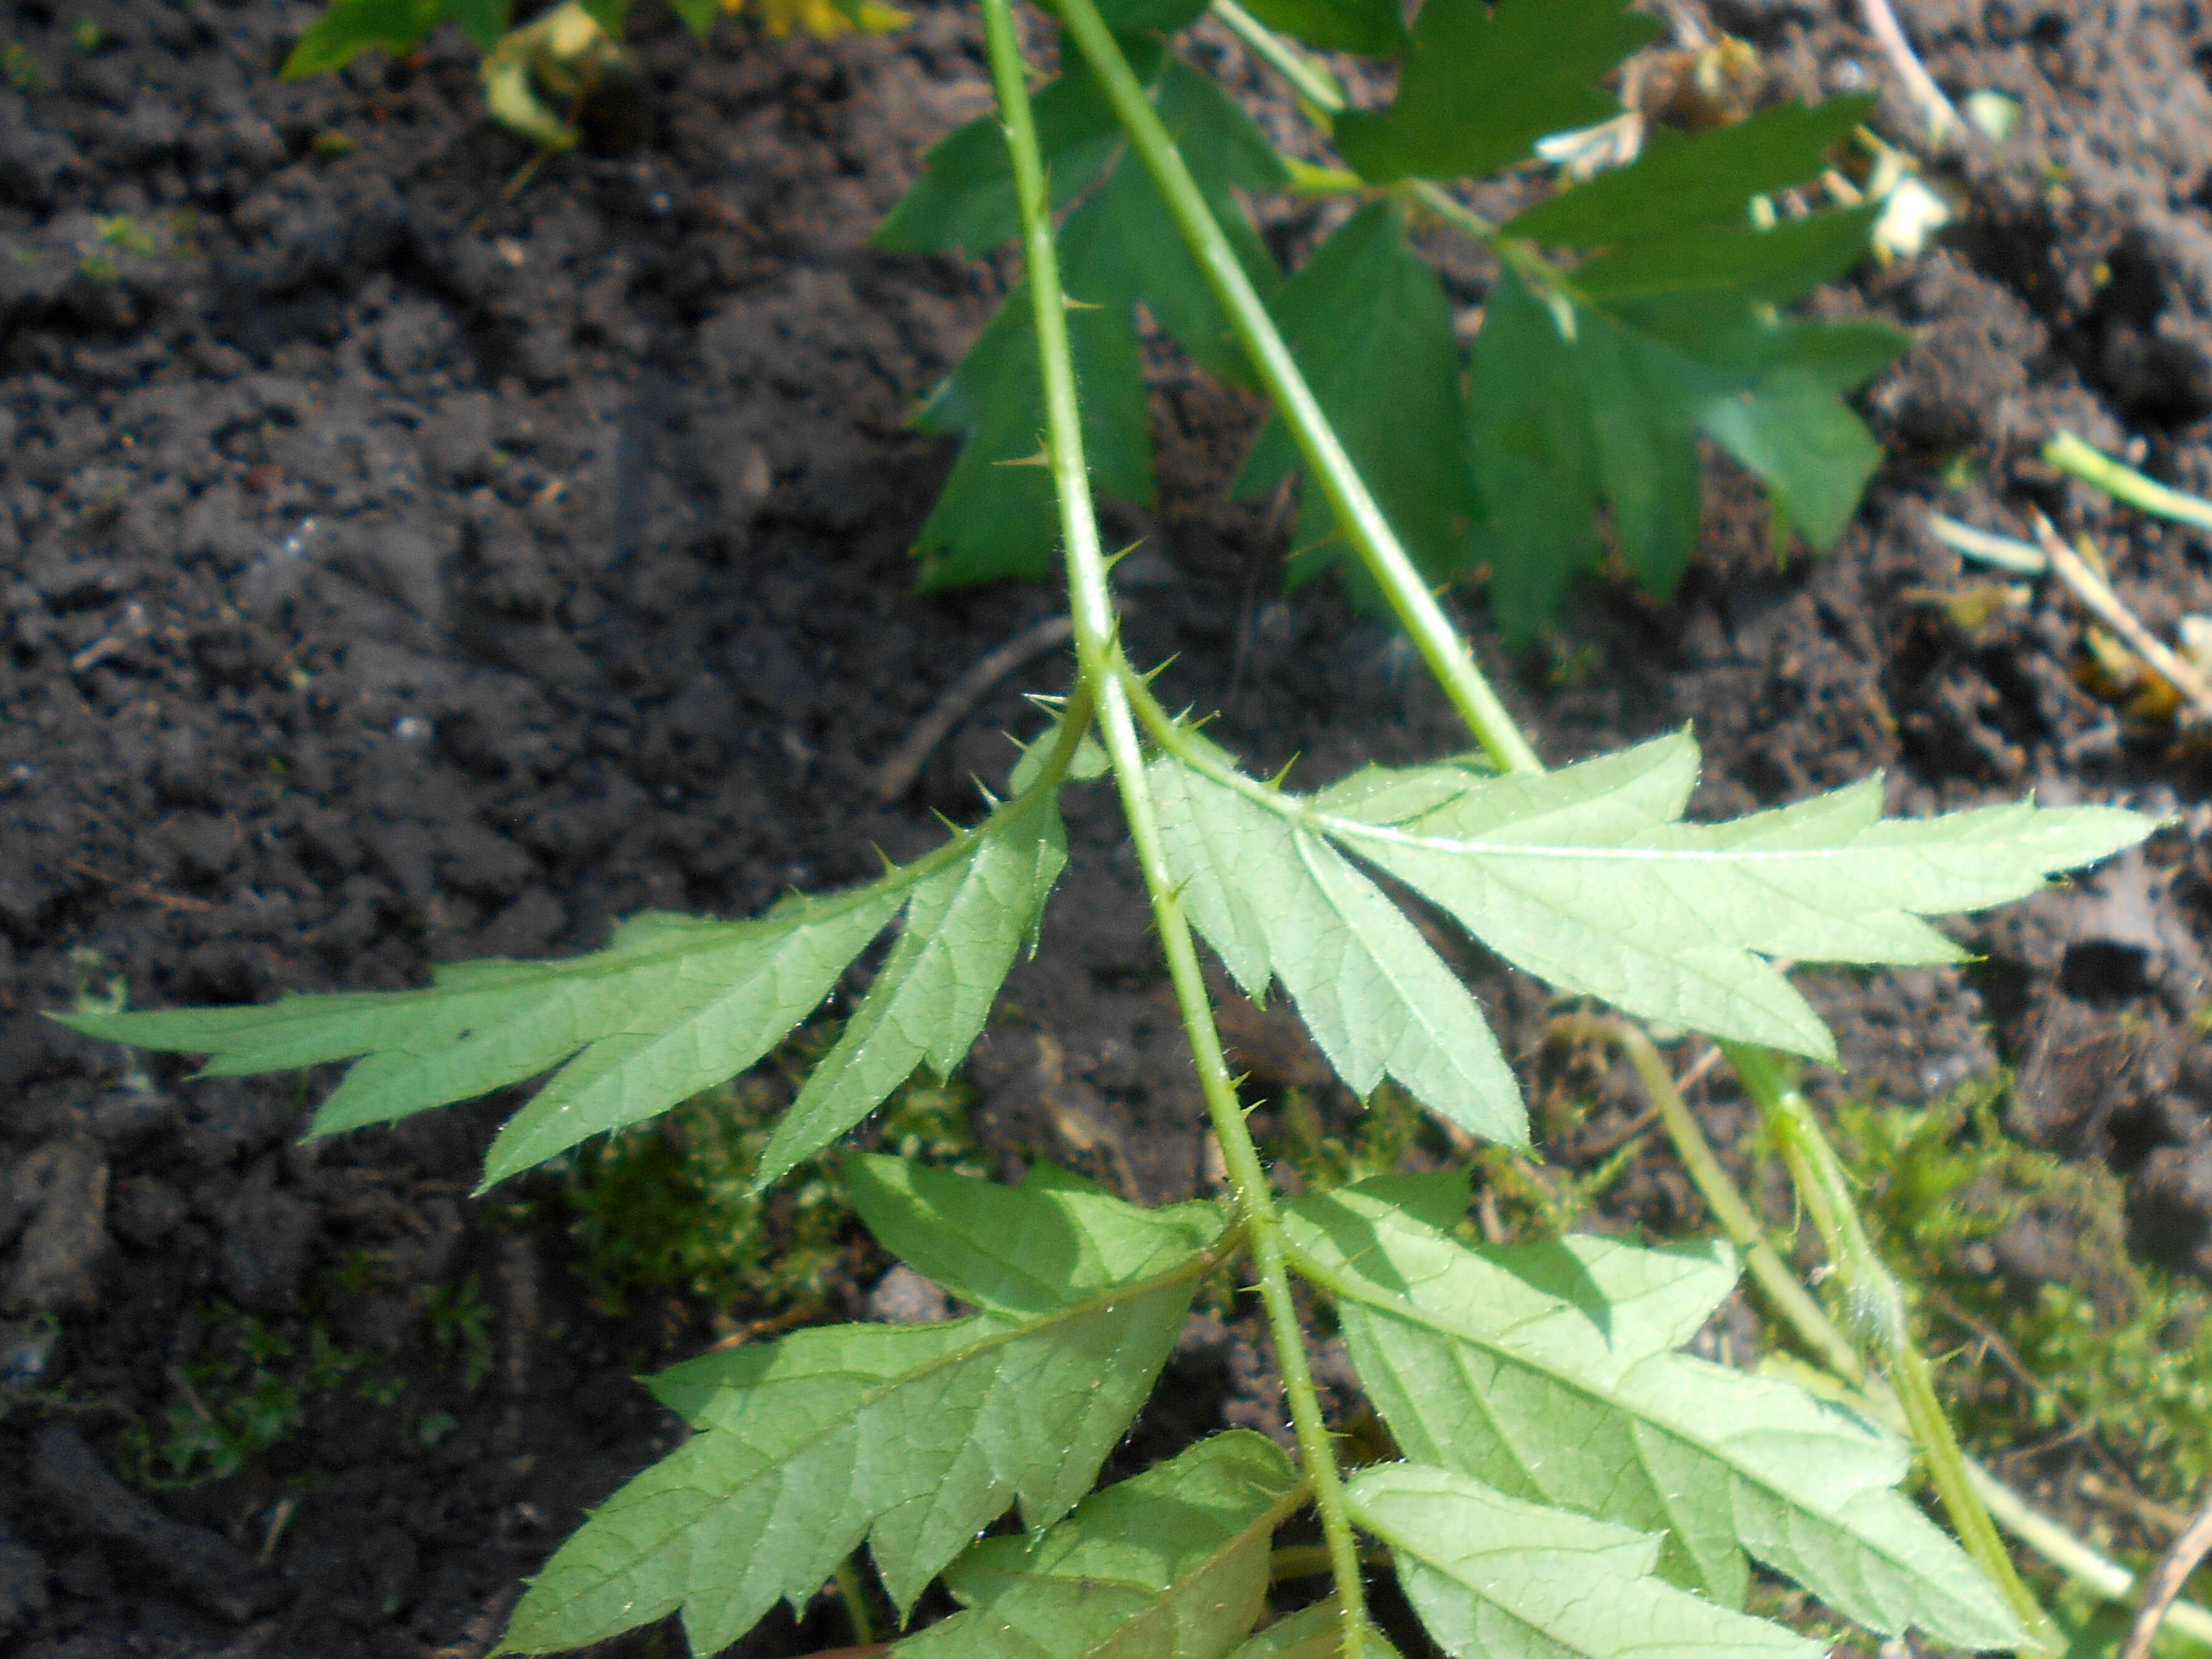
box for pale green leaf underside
[1226,1602,1403,1659]
[846,1155,1226,1318]
[1351,1463,1823,1659]
[1150,751,1525,1147]
[895,1432,1297,1659]
[755,790,1068,1187]
[1290,1188,2026,1649]
[61,788,1072,1193]
[59,890,903,1190]
[1309,729,2151,1062]
[502,1172,1219,1657]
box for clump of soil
[5,0,2212,1655]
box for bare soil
[6,0,2212,1654]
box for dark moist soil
[7,0,2212,1653]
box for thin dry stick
[2030,511,2212,727]
[1856,0,1960,143]
[2119,1492,2212,1659]
[871,614,1077,803]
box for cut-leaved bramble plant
[63,1,2162,1655]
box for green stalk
[832,1557,876,1647]
[977,0,1381,1647]
[1054,0,1540,776]
[2045,430,2212,532]
[1210,0,1344,115]
[1724,1045,2060,1655]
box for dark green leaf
[454,0,511,49]
[1574,207,1882,306]
[1469,260,1906,637]
[1292,1188,2032,1648]
[874,49,1146,259]
[1118,62,1286,382]
[1505,98,1877,247]
[1466,262,1602,634]
[282,0,453,77]
[903,54,1282,584]
[911,278,1153,586]
[894,1433,1299,1659]
[668,0,720,38]
[577,0,629,33]
[1235,203,1478,588]
[501,1178,1222,1654]
[1334,0,1661,184]
[1233,0,1404,57]
[1087,0,1210,37]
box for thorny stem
[1024,3,2088,1648]
[977,0,1381,1648]
[1726,1046,2060,1655]
[1054,0,1541,776]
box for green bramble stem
[1052,0,1542,778]
[1030,4,2057,1648]
[1725,1045,2060,1655]
[976,0,1383,1648]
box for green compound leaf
[1504,97,1877,247]
[1471,253,1910,640]
[454,0,512,49]
[893,1432,1299,1659]
[754,786,1069,1186]
[60,792,1069,1193]
[1090,0,1212,38]
[889,52,1283,586]
[668,0,720,37]
[497,1172,1225,1655]
[1306,728,2153,1061]
[1149,747,1526,1147]
[1235,203,1479,591]
[912,277,1153,587]
[1288,1186,2030,1648]
[1233,0,1404,57]
[874,49,1140,260]
[1334,0,1661,184]
[282,0,454,77]
[1349,1464,1824,1659]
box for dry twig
[1856,0,1960,143]
[2119,1490,2212,1659]
[2031,512,2212,728]
[871,614,1077,803]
